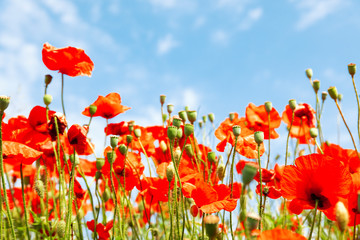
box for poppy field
[0,43,359,240]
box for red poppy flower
[3,141,43,165]
[281,154,352,220]
[42,43,94,77]
[257,228,306,240]
[67,124,94,155]
[82,93,130,119]
[245,103,281,139]
[87,220,113,240]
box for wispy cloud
[238,7,263,30]
[193,16,206,28]
[292,0,346,30]
[157,34,179,55]
[211,30,229,45]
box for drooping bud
[0,96,10,113]
[126,135,133,144]
[204,215,219,240]
[232,125,241,137]
[246,212,261,232]
[229,112,235,122]
[338,93,343,102]
[217,163,225,181]
[198,121,203,128]
[190,204,199,218]
[207,152,216,163]
[335,201,349,232]
[56,220,66,238]
[178,111,187,122]
[254,131,264,144]
[202,115,207,123]
[172,117,182,128]
[160,95,166,106]
[309,128,318,138]
[167,104,174,114]
[119,144,127,155]
[184,124,194,137]
[96,158,105,170]
[166,162,175,182]
[110,136,119,149]
[167,126,177,141]
[348,63,356,77]
[313,80,320,93]
[34,179,45,198]
[264,101,272,113]
[321,91,328,101]
[185,144,194,158]
[208,113,215,123]
[305,68,313,79]
[242,164,258,185]
[43,94,53,106]
[328,86,338,100]
[102,188,111,202]
[289,99,297,111]
[70,153,79,165]
[95,171,102,180]
[187,110,197,124]
[107,151,115,164]
[160,140,167,153]
[44,74,53,86]
[89,105,97,116]
[176,128,183,139]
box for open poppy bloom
[87,220,113,240]
[281,154,352,220]
[257,228,306,240]
[3,141,43,165]
[67,124,94,155]
[42,43,94,77]
[82,93,130,119]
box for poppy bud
[246,212,260,232]
[160,140,167,153]
[167,126,177,141]
[166,162,175,182]
[134,128,141,138]
[242,164,258,185]
[172,117,182,128]
[335,201,349,232]
[96,158,105,170]
[160,95,166,106]
[198,121,203,129]
[217,163,225,181]
[322,91,328,101]
[207,152,216,163]
[309,128,318,138]
[174,147,181,165]
[34,179,44,198]
[232,125,241,137]
[264,101,272,113]
[289,99,297,111]
[185,106,189,112]
[56,220,66,238]
[176,128,183,139]
[187,110,197,124]
[43,94,53,106]
[184,124,194,137]
[178,111,187,122]
[102,188,111,202]
[348,63,356,77]
[162,113,168,123]
[254,131,264,144]
[95,171,102,180]
[305,68,313,79]
[313,80,320,93]
[128,120,135,133]
[119,144,127,155]
[89,105,97,116]
[202,115,207,123]
[0,96,10,113]
[70,153,79,165]
[126,135,133,144]
[208,113,215,123]
[167,104,174,114]
[328,86,338,100]
[185,144,194,158]
[110,136,119,149]
[338,93,343,102]
[107,151,115,164]
[229,112,235,122]
[190,204,199,218]
[204,215,219,240]
[44,74,52,85]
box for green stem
[138,139,152,178]
[353,213,357,240]
[110,161,118,240]
[20,164,31,240]
[65,159,76,239]
[266,112,271,169]
[316,212,322,240]
[351,75,360,144]
[229,136,238,240]
[308,199,319,240]
[257,143,263,231]
[285,111,295,166]
[61,73,66,117]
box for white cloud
[182,88,200,109]
[292,0,345,30]
[148,0,177,9]
[156,34,179,55]
[238,7,263,30]
[211,30,229,45]
[216,0,250,13]
[193,16,206,28]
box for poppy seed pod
[322,91,328,101]
[229,112,235,122]
[167,104,174,114]
[95,171,101,180]
[289,99,297,111]
[242,164,258,185]
[70,153,79,165]
[328,86,338,100]
[207,152,216,163]
[128,120,135,133]
[56,220,66,238]
[119,144,127,155]
[176,128,183,139]
[254,131,264,144]
[0,96,10,113]
[89,104,97,116]
[348,63,356,77]
[178,111,187,122]
[166,162,175,182]
[102,188,111,202]
[217,163,225,181]
[305,68,313,79]
[204,215,219,240]
[107,151,115,164]
[232,125,241,137]
[34,179,45,198]
[187,110,197,124]
[160,140,167,153]
[110,136,119,149]
[160,95,166,106]
[198,121,203,129]
[172,117,182,128]
[185,144,194,158]
[43,94,53,106]
[162,113,168,123]
[338,93,343,102]
[202,115,207,123]
[264,101,272,113]
[208,113,215,123]
[184,124,194,137]
[309,128,318,138]
[44,74,53,85]
[313,80,320,93]
[126,135,133,144]
[335,201,349,232]
[134,128,141,138]
[167,126,177,140]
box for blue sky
[1,0,360,160]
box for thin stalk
[65,160,76,239]
[20,163,31,240]
[257,143,263,231]
[308,199,319,240]
[110,161,118,240]
[353,213,357,240]
[61,73,66,117]
[285,111,295,166]
[229,136,238,240]
[266,112,271,169]
[351,74,360,144]
[138,139,152,178]
[316,212,322,240]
